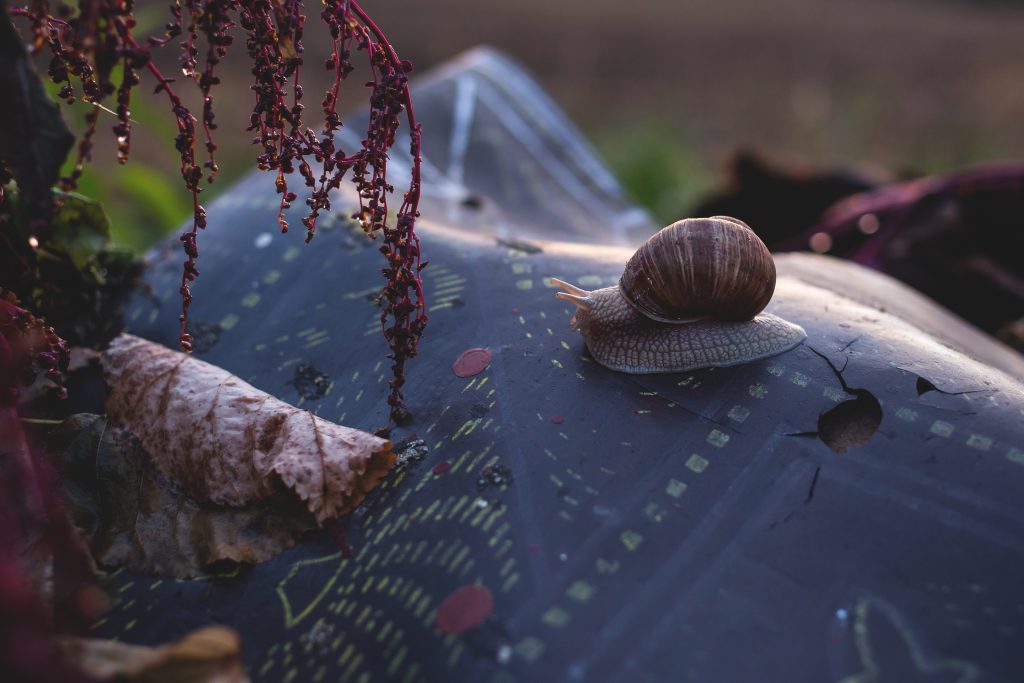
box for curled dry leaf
[49,414,317,577]
[102,334,394,524]
[61,625,249,682]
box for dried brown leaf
[102,334,394,524]
[61,625,249,682]
[48,413,318,577]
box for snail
[552,216,806,373]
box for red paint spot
[435,585,494,635]
[550,415,564,425]
[432,461,451,475]
[511,307,520,315]
[527,544,540,554]
[452,348,492,378]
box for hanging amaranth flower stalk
[13,0,427,423]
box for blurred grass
[592,123,713,225]
[70,164,186,252]
[27,0,1024,253]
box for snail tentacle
[554,290,591,310]
[551,278,590,298]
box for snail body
[554,217,806,373]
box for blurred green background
[39,0,1024,252]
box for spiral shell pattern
[619,216,776,323]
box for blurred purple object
[697,155,1024,351]
[784,162,1024,350]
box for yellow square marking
[930,421,954,438]
[515,279,533,290]
[515,637,546,662]
[219,313,240,330]
[1007,448,1024,465]
[966,435,992,451]
[666,478,687,498]
[620,530,643,551]
[707,430,730,448]
[541,606,570,628]
[686,454,709,473]
[727,405,750,423]
[566,581,595,603]
[643,502,667,523]
[241,292,261,308]
[822,387,844,402]
[749,383,768,399]
[895,408,917,423]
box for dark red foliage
[0,439,99,683]
[13,0,426,423]
[0,291,70,404]
[0,294,97,682]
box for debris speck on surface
[188,321,223,354]
[301,622,335,656]
[476,463,513,491]
[394,438,429,467]
[327,521,354,559]
[290,362,331,400]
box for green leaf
[47,192,112,271]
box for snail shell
[619,216,775,322]
[554,216,805,373]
